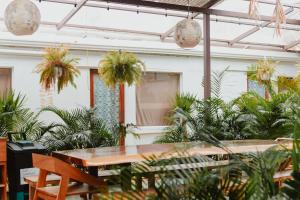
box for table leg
[147,173,155,189]
[120,165,132,191]
[135,174,143,191]
[88,167,98,177]
[88,167,98,199]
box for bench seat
[36,183,99,198]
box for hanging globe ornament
[4,0,41,36]
[174,17,202,48]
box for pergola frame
[36,0,300,98]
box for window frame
[135,71,181,128]
[246,75,267,99]
[0,67,13,96]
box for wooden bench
[32,153,107,200]
[25,159,230,198]
[0,138,7,200]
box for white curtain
[0,69,11,97]
[136,72,179,126]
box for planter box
[0,138,6,162]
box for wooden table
[52,139,288,168]
[52,139,292,191]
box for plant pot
[260,73,270,81]
[54,66,63,78]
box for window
[136,72,180,126]
[247,78,266,98]
[0,68,11,97]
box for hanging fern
[98,51,145,88]
[35,46,80,93]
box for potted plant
[98,50,145,88]
[247,58,277,99]
[35,46,80,93]
[98,50,145,147]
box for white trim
[0,39,299,61]
[133,126,168,135]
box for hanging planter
[4,0,41,36]
[98,51,144,147]
[35,47,80,93]
[174,17,202,48]
[98,51,145,88]
[248,58,276,84]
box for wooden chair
[32,153,107,200]
[0,138,7,200]
[24,174,61,200]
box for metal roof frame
[34,0,300,98]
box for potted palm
[35,46,80,93]
[98,50,145,147]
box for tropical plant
[235,91,293,139]
[98,51,145,88]
[155,93,197,143]
[277,76,298,92]
[0,91,53,139]
[35,46,80,93]
[202,66,229,98]
[39,106,118,151]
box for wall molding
[0,39,298,62]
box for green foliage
[159,88,296,144]
[39,106,118,151]
[202,66,229,98]
[98,51,145,88]
[0,91,53,139]
[115,143,294,200]
[171,93,197,114]
[35,47,80,93]
[157,97,248,143]
[235,91,293,139]
[155,93,197,143]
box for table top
[52,139,291,167]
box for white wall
[0,44,298,146]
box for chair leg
[80,194,88,200]
[33,170,48,200]
[28,184,35,200]
[1,165,7,200]
[56,176,70,200]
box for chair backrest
[278,157,292,172]
[0,138,6,162]
[32,153,104,187]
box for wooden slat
[36,183,99,197]
[0,138,6,162]
[24,174,61,186]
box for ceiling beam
[56,0,88,30]
[229,7,294,46]
[92,0,207,13]
[38,19,286,50]
[209,9,300,26]
[202,0,224,9]
[41,0,300,30]
[284,39,300,50]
